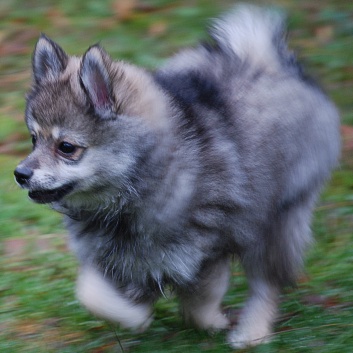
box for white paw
[202,311,230,331]
[227,328,271,349]
[76,267,153,331]
[184,309,230,331]
[209,312,230,331]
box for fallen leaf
[341,125,353,151]
[3,238,29,257]
[0,28,38,56]
[112,0,138,21]
[315,25,334,44]
[148,21,168,37]
[46,7,71,28]
[301,294,341,308]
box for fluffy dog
[14,5,340,348]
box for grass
[1,0,353,352]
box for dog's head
[14,35,168,208]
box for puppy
[14,5,340,348]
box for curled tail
[210,4,292,72]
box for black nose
[14,166,33,186]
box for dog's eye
[31,135,37,147]
[58,141,77,155]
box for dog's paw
[76,267,154,331]
[183,308,230,331]
[227,328,271,349]
[204,311,230,332]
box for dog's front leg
[76,266,153,331]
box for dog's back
[154,4,340,284]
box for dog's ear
[80,45,114,118]
[32,34,68,85]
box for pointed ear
[79,45,114,118]
[32,34,68,84]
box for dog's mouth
[28,183,76,204]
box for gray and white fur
[14,5,340,348]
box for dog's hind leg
[76,266,153,331]
[179,257,231,331]
[228,195,316,348]
[227,277,279,348]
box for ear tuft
[80,45,114,118]
[33,34,68,84]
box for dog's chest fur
[66,207,208,293]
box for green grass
[1,0,353,352]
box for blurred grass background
[1,0,353,352]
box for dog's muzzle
[14,166,76,204]
[27,183,76,204]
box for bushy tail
[211,4,290,71]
